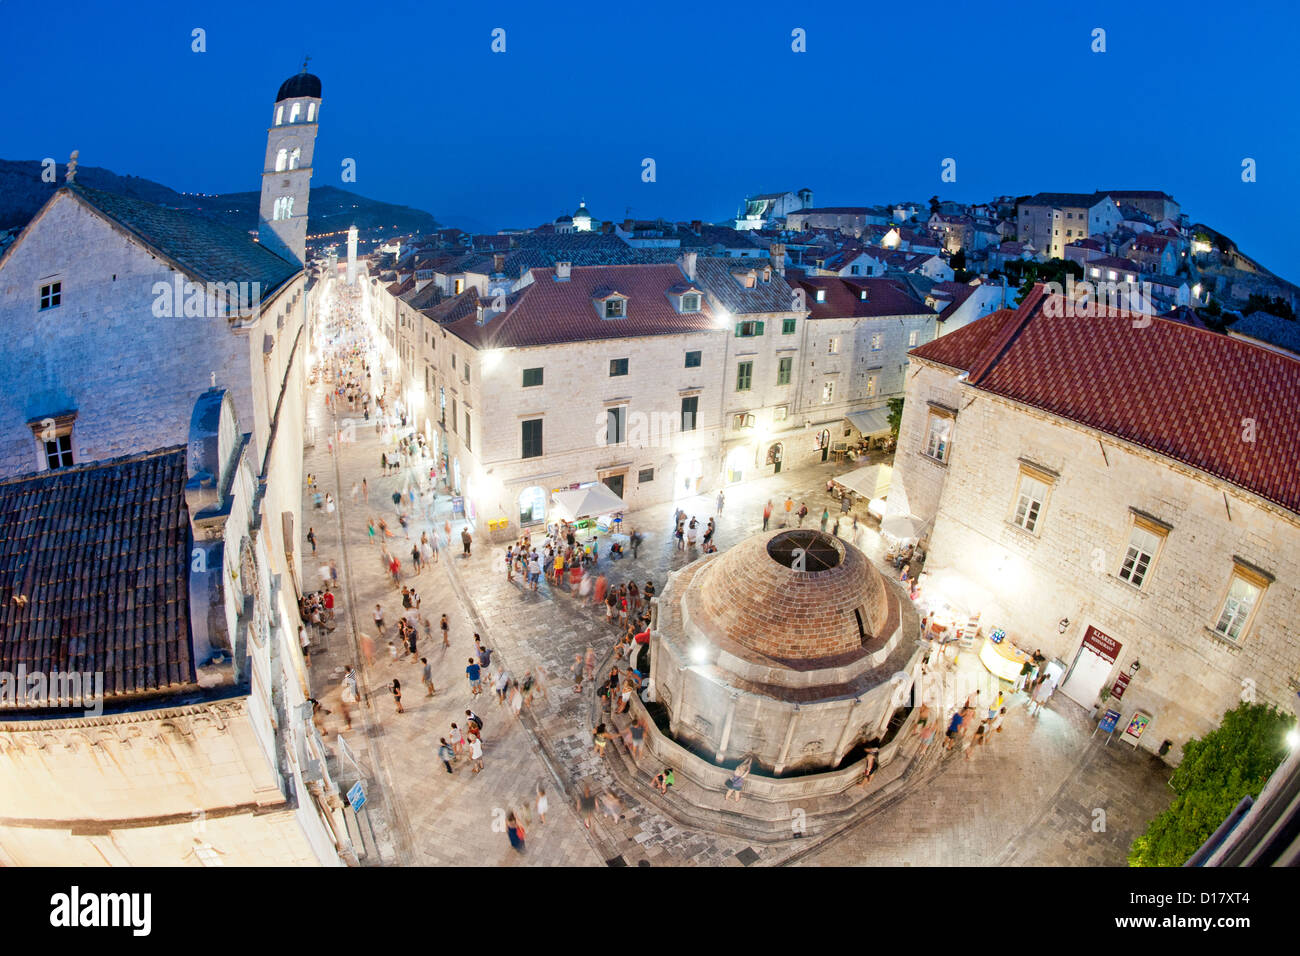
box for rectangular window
[454,279,464,294]
[39,282,62,311]
[609,358,629,377]
[44,433,74,470]
[777,357,792,386]
[1011,472,1050,533]
[924,411,952,462]
[782,318,797,335]
[451,354,457,369]
[870,332,883,351]
[866,375,877,397]
[464,413,472,449]
[822,381,834,404]
[606,406,626,444]
[521,418,543,458]
[1213,566,1268,642]
[815,290,826,302]
[681,396,698,432]
[684,350,702,368]
[736,361,753,391]
[827,337,840,355]
[638,468,654,483]
[451,398,458,433]
[908,330,919,347]
[605,298,625,319]
[735,320,764,337]
[680,294,700,313]
[732,413,755,430]
[522,367,544,387]
[773,404,788,422]
[463,362,471,384]
[1118,523,1164,588]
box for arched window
[289,102,301,123]
[288,147,301,170]
[275,148,288,172]
[275,105,284,126]
[307,102,316,122]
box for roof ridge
[966,285,1048,383]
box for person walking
[797,503,808,527]
[783,496,794,527]
[448,723,465,757]
[716,490,725,515]
[944,708,965,750]
[762,500,773,531]
[577,781,597,830]
[505,811,525,853]
[466,658,483,696]
[362,477,369,504]
[461,527,472,557]
[820,508,830,533]
[411,542,422,574]
[468,733,484,773]
[420,657,436,696]
[535,784,548,824]
[390,678,405,714]
[437,737,455,774]
[306,527,316,553]
[373,604,385,637]
[440,613,450,648]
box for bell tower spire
[258,66,322,266]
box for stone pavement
[297,282,1173,867]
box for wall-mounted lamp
[1129,660,1141,675]
[1057,617,1070,634]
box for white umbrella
[880,514,917,542]
[551,483,627,521]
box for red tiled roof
[910,307,1019,370]
[793,276,928,319]
[915,285,1300,514]
[441,264,717,349]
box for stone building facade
[892,286,1300,761]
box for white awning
[834,463,893,499]
[551,483,627,521]
[845,406,892,436]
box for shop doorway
[679,458,702,496]
[818,429,830,462]
[766,442,784,475]
[603,473,625,499]
[725,447,748,484]
[518,486,546,527]
[1059,626,1121,709]
[453,457,462,496]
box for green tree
[886,397,905,439]
[1129,702,1292,867]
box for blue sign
[1099,709,1121,734]
[347,781,366,813]
[990,627,1007,644]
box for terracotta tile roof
[0,448,194,707]
[422,287,480,325]
[694,257,800,315]
[793,276,928,319]
[64,186,299,301]
[441,264,717,349]
[1022,191,1112,208]
[916,285,1300,514]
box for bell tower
[258,60,321,266]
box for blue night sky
[1,0,1297,273]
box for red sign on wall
[1081,625,1121,664]
[1110,671,1131,700]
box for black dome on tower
[276,71,322,103]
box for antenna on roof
[65,150,79,184]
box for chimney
[682,252,697,281]
[690,220,702,236]
[769,242,787,277]
[555,261,572,281]
[493,253,505,275]
[601,221,613,234]
[623,218,634,232]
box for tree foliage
[886,397,905,439]
[1128,702,1291,867]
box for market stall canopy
[835,463,893,499]
[845,406,892,436]
[880,514,918,542]
[551,483,626,521]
